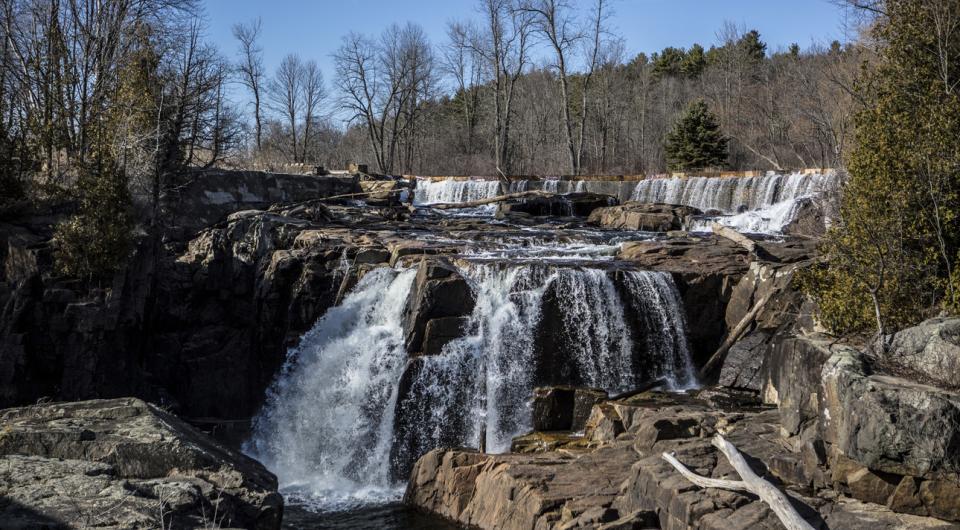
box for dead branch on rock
[663,434,815,530]
[711,222,757,254]
[698,289,775,379]
[698,262,804,379]
[428,190,558,210]
[608,378,668,401]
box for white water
[247,262,695,512]
[629,171,831,213]
[393,265,696,458]
[412,172,836,233]
[413,178,501,205]
[245,268,417,510]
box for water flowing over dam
[412,171,837,233]
[246,259,694,511]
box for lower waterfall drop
[247,262,696,510]
[245,267,417,510]
[390,265,697,475]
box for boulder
[782,197,827,238]
[359,179,402,206]
[421,316,469,356]
[402,260,476,356]
[499,192,617,217]
[888,317,960,390]
[0,398,282,529]
[532,386,608,432]
[718,330,771,391]
[588,202,701,232]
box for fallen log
[608,378,668,401]
[428,190,558,210]
[697,289,775,379]
[663,434,815,530]
[711,222,756,254]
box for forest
[0,0,861,200]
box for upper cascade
[629,171,836,213]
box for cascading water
[247,260,695,511]
[629,171,832,212]
[390,264,696,471]
[413,178,501,205]
[245,267,418,509]
[629,171,836,233]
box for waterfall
[413,178,501,205]
[391,265,695,468]
[629,171,833,213]
[245,267,417,509]
[247,262,695,510]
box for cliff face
[0,171,359,420]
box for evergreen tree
[664,100,728,171]
[53,149,133,281]
[804,0,960,339]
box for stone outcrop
[887,317,960,389]
[532,386,608,432]
[498,192,617,217]
[406,389,956,529]
[402,260,476,356]
[166,170,359,238]
[763,334,960,522]
[588,202,702,232]
[0,398,282,530]
[782,197,827,238]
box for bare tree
[232,18,265,150]
[269,53,304,162]
[300,59,327,162]
[468,0,532,181]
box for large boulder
[531,386,608,432]
[782,197,827,238]
[498,192,617,217]
[888,317,960,390]
[763,334,960,521]
[588,202,701,231]
[402,260,476,356]
[0,398,282,529]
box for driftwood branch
[608,378,668,401]
[698,289,775,379]
[428,190,558,210]
[711,222,757,254]
[663,435,815,530]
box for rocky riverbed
[3,169,958,529]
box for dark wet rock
[421,316,469,356]
[402,260,475,356]
[499,192,617,217]
[532,386,608,432]
[888,317,960,390]
[0,397,282,530]
[782,197,827,238]
[588,202,701,231]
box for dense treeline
[317,2,864,176]
[0,0,864,198]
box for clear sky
[204,0,852,97]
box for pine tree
[804,0,960,339]
[664,100,728,171]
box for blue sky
[204,0,852,84]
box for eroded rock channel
[3,170,959,529]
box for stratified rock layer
[406,389,958,529]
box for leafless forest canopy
[0,0,865,190]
